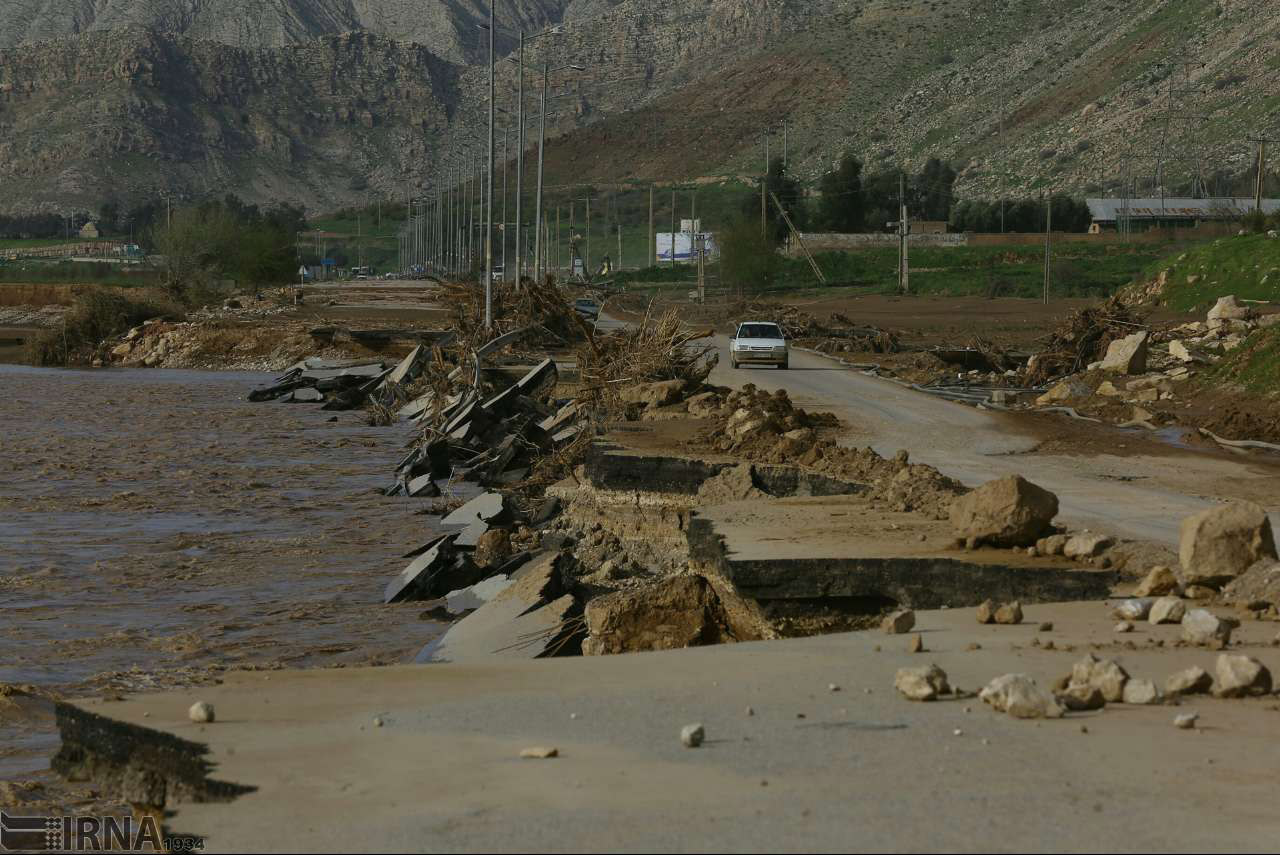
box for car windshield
[738,324,782,340]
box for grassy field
[0,237,107,249]
[0,261,159,287]
[1138,234,1280,312]
[1213,326,1280,395]
[616,239,1177,301]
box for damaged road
[706,334,1280,546]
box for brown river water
[0,365,453,779]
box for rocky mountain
[0,0,1277,216]
[0,0,565,62]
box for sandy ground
[80,601,1280,853]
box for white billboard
[656,232,718,264]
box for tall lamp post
[534,62,585,282]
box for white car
[730,321,789,370]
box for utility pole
[670,189,676,270]
[617,220,623,272]
[484,0,495,328]
[585,194,591,274]
[501,125,509,278]
[782,119,788,170]
[1043,194,1052,305]
[534,57,549,283]
[515,32,525,283]
[1248,136,1274,213]
[897,172,909,295]
[648,185,654,269]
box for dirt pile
[691,384,966,519]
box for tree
[815,152,865,232]
[909,158,957,221]
[720,215,780,295]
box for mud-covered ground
[0,365,457,782]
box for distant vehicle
[491,265,504,282]
[573,298,601,320]
[730,321,789,370]
[352,265,372,280]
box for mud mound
[696,385,966,519]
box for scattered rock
[908,633,924,653]
[1178,501,1277,588]
[976,599,997,624]
[980,674,1064,719]
[1101,330,1150,374]
[882,609,916,634]
[994,601,1023,625]
[1038,621,1053,632]
[1174,712,1199,730]
[1213,654,1272,698]
[1035,534,1069,556]
[680,723,705,748]
[1069,653,1129,702]
[520,746,559,759]
[1135,565,1181,597]
[1056,683,1105,711]
[1148,596,1186,625]
[1113,598,1152,621]
[1165,666,1213,696]
[188,701,215,723]
[894,664,950,701]
[1122,679,1163,705]
[1206,295,1253,329]
[1064,532,1113,559]
[948,475,1059,548]
[1115,620,1134,633]
[1181,609,1233,646]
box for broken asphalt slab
[415,551,580,663]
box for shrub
[26,289,181,366]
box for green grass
[0,260,160,287]
[0,237,105,249]
[766,242,1169,298]
[1212,327,1280,395]
[610,240,1172,300]
[1140,234,1280,312]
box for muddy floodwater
[1,365,451,777]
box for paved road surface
[706,335,1278,546]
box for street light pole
[515,31,525,284]
[534,59,548,283]
[484,0,495,329]
[535,62,584,284]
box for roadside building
[79,221,100,239]
[1087,198,1280,231]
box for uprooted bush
[25,289,182,366]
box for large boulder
[949,475,1058,547]
[582,575,771,656]
[1221,560,1280,610]
[1178,502,1277,588]
[1206,295,1253,329]
[980,674,1064,719]
[1213,654,1272,698]
[894,664,950,701]
[1100,331,1149,374]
